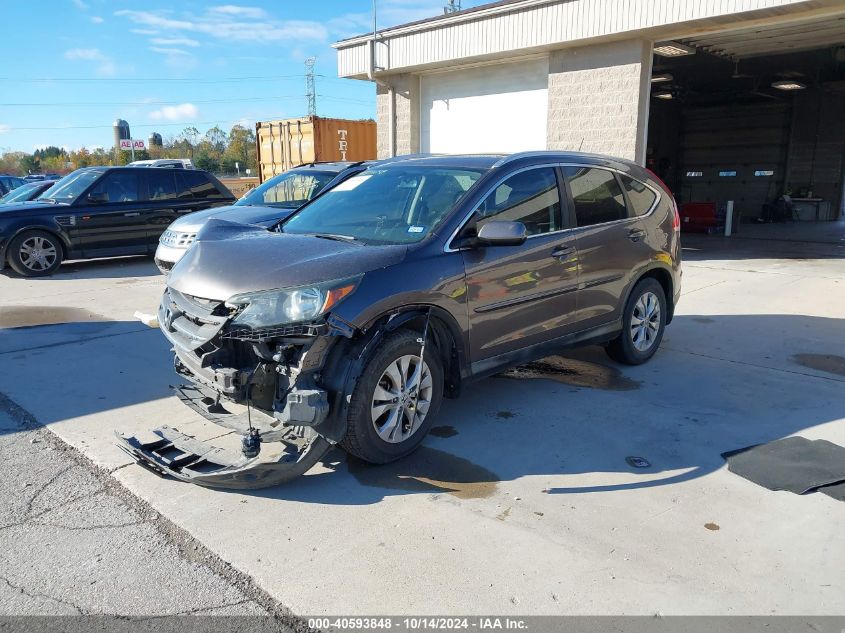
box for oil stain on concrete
[347,447,499,499]
[430,425,459,438]
[499,356,640,391]
[0,306,109,329]
[792,353,845,377]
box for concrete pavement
[0,241,843,616]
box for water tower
[113,119,130,150]
[148,132,163,148]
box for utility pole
[444,0,461,14]
[305,57,317,117]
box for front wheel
[341,329,444,464]
[7,230,63,277]
[606,278,666,365]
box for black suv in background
[0,175,27,196]
[0,166,235,276]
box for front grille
[154,257,174,272]
[223,322,325,342]
[160,230,197,248]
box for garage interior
[646,17,845,239]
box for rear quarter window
[620,175,658,217]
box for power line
[0,74,357,84]
[0,95,309,107]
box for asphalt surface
[0,393,297,624]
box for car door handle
[628,228,646,242]
[551,245,574,259]
[123,212,141,217]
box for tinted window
[620,175,657,217]
[88,171,139,203]
[476,168,560,236]
[146,171,178,201]
[0,178,9,195]
[564,167,626,227]
[177,171,224,200]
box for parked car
[121,151,682,489]
[0,175,26,195]
[154,162,367,273]
[128,159,193,169]
[0,166,235,276]
[0,180,58,204]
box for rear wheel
[341,329,444,464]
[8,230,63,277]
[606,278,666,365]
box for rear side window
[146,171,178,201]
[563,167,626,227]
[176,171,225,200]
[620,174,657,217]
[88,171,140,202]
[477,167,560,236]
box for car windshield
[1,182,40,203]
[40,170,102,202]
[282,166,485,245]
[237,170,337,208]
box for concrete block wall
[376,73,420,158]
[547,39,652,164]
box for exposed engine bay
[117,286,362,489]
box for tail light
[646,168,680,232]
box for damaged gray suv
[119,152,682,489]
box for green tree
[20,155,41,175]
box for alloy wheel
[371,354,433,444]
[19,235,58,272]
[630,291,661,352]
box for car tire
[606,277,667,365]
[341,329,444,464]
[7,230,63,277]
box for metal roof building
[333,0,845,228]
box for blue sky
[0,0,483,153]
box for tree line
[0,124,258,177]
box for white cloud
[115,7,326,43]
[131,28,158,35]
[149,103,199,122]
[63,48,116,76]
[209,5,267,19]
[150,37,200,47]
[149,46,198,70]
[90,16,104,24]
[0,124,10,134]
[71,0,89,9]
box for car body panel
[0,166,235,271]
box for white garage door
[421,58,549,154]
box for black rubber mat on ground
[817,481,845,502]
[723,436,845,497]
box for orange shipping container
[255,116,376,183]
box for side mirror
[87,191,108,204]
[476,220,527,247]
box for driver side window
[88,172,139,203]
[476,168,561,236]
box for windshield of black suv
[236,170,337,209]
[282,166,485,244]
[39,169,103,203]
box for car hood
[167,219,408,301]
[0,201,68,215]
[169,204,296,231]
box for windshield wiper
[311,233,359,244]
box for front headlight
[226,277,360,328]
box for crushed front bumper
[119,288,339,489]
